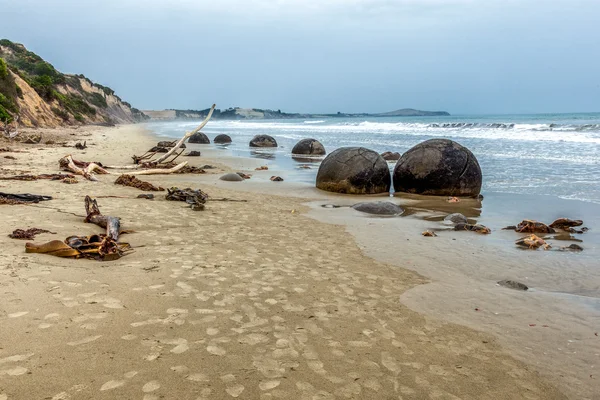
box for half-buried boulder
[381,151,401,161]
[220,173,244,182]
[316,147,391,194]
[393,139,482,197]
[214,134,232,144]
[249,135,277,148]
[292,138,326,155]
[352,201,403,216]
[189,132,210,144]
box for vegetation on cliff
[0,39,148,126]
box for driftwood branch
[126,161,188,175]
[84,195,120,241]
[59,155,108,181]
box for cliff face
[0,39,148,127]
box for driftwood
[59,155,108,181]
[1,116,19,140]
[166,187,208,211]
[25,196,131,261]
[0,173,75,181]
[75,141,87,150]
[115,174,164,191]
[9,228,55,240]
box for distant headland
[142,107,450,121]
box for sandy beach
[0,124,591,399]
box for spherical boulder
[292,138,326,155]
[393,139,482,196]
[316,147,391,194]
[188,132,210,144]
[249,135,277,148]
[352,201,404,216]
[214,134,232,144]
[219,173,244,182]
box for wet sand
[0,124,582,399]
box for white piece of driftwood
[126,161,188,175]
[59,155,109,181]
[153,104,216,164]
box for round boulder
[292,138,326,155]
[249,135,277,148]
[393,139,482,196]
[214,134,232,144]
[316,147,391,194]
[188,132,210,144]
[352,201,404,216]
[219,173,244,182]
[381,151,401,161]
[443,213,468,225]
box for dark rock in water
[316,147,391,194]
[549,218,583,230]
[393,139,482,196]
[214,134,232,144]
[381,151,401,161]
[189,132,210,144]
[516,220,555,234]
[137,194,155,200]
[202,165,216,169]
[568,227,589,234]
[185,151,201,157]
[249,134,277,148]
[220,173,244,182]
[351,201,404,215]
[498,280,529,291]
[454,223,491,234]
[443,213,468,225]
[292,138,326,155]
[502,226,517,230]
[270,176,284,182]
[561,244,584,251]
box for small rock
[422,231,437,237]
[454,223,491,234]
[498,280,529,291]
[220,173,244,182]
[549,218,583,230]
[443,213,467,225]
[185,151,201,157]
[560,244,584,252]
[256,166,268,171]
[352,201,404,216]
[270,176,284,182]
[137,194,155,200]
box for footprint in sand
[67,335,102,346]
[100,380,125,391]
[8,311,29,318]
[0,366,28,376]
[225,384,244,397]
[142,381,161,392]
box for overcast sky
[1,0,599,114]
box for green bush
[31,75,54,100]
[74,114,84,122]
[0,58,8,78]
[15,83,22,98]
[87,92,107,108]
[52,107,69,121]
[0,104,13,124]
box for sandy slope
[0,125,566,399]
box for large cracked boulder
[188,132,210,144]
[316,147,391,194]
[214,134,232,144]
[249,135,277,148]
[292,138,326,155]
[393,139,482,196]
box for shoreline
[0,123,590,399]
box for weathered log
[59,155,108,181]
[84,196,120,241]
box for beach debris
[256,165,269,171]
[497,280,529,291]
[549,218,583,230]
[4,155,16,160]
[236,172,252,179]
[270,176,284,181]
[177,165,206,174]
[515,220,555,234]
[454,223,491,234]
[422,230,437,237]
[352,201,404,216]
[1,116,19,140]
[59,155,109,181]
[381,151,401,161]
[0,173,76,181]
[157,140,183,148]
[62,177,79,184]
[9,228,55,240]
[75,141,87,150]
[127,105,215,167]
[220,173,244,182]
[443,213,468,225]
[25,196,131,261]
[515,234,551,250]
[137,194,155,200]
[559,244,584,252]
[0,192,52,204]
[115,174,164,191]
[184,151,201,157]
[446,197,460,203]
[166,187,208,211]
[20,134,42,144]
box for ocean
[146,112,600,204]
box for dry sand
[0,124,569,399]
